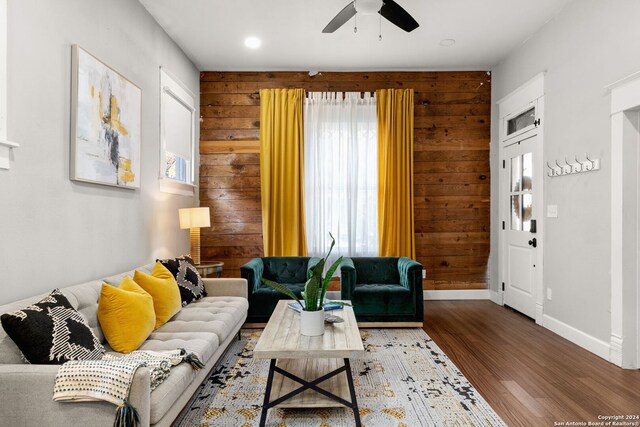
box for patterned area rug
[174,329,505,427]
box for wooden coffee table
[254,300,364,427]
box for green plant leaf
[310,258,325,280]
[304,276,321,311]
[326,300,352,307]
[261,278,301,306]
[320,256,343,304]
[326,232,336,260]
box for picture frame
[70,45,142,189]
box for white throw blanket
[53,349,203,427]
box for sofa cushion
[249,284,304,321]
[262,257,311,284]
[140,331,219,363]
[161,296,248,343]
[352,283,414,315]
[351,257,401,284]
[98,277,156,353]
[0,289,105,364]
[158,256,206,306]
[133,263,182,329]
[138,330,221,424]
[150,363,198,424]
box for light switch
[547,205,558,218]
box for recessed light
[440,38,455,47]
[244,36,262,49]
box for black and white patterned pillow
[0,289,105,364]
[158,255,207,306]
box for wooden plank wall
[199,72,491,290]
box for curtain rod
[305,91,375,98]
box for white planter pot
[300,309,325,336]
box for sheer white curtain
[304,92,378,269]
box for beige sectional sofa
[0,263,248,426]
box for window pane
[522,193,532,232]
[511,195,522,231]
[164,95,192,160]
[304,92,378,269]
[165,152,189,182]
[522,152,532,191]
[507,107,535,135]
[511,155,521,192]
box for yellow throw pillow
[97,276,156,353]
[133,262,182,329]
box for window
[304,92,378,267]
[507,106,535,136]
[160,68,196,194]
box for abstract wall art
[70,45,141,189]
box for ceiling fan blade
[322,1,357,33]
[379,0,419,32]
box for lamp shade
[179,207,211,229]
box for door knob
[528,238,537,248]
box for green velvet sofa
[240,256,321,324]
[340,257,424,326]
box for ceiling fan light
[355,0,383,15]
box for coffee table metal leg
[259,359,277,427]
[344,358,361,427]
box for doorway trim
[610,75,640,369]
[497,72,545,323]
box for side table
[195,261,224,278]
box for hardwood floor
[423,300,640,427]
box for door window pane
[511,156,521,192]
[522,193,532,232]
[511,195,522,231]
[522,152,532,191]
[507,107,535,136]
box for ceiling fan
[322,0,419,34]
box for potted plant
[261,233,348,336]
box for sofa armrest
[240,258,263,295]
[0,364,151,426]
[398,257,424,319]
[203,278,248,299]
[340,257,356,300]
[398,257,422,290]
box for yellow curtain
[376,88,416,259]
[259,88,308,256]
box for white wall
[0,0,199,304]
[491,0,640,343]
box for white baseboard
[610,334,623,367]
[540,314,610,361]
[424,289,490,300]
[331,289,491,301]
[489,290,503,305]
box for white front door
[504,134,538,318]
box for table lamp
[179,207,211,265]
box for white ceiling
[139,0,573,71]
